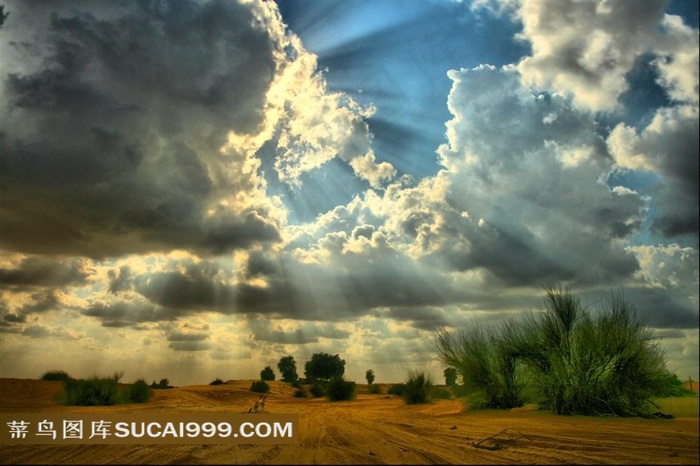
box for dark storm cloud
[613,287,699,330]
[387,306,449,331]
[245,250,281,278]
[649,117,700,239]
[134,268,236,312]
[0,290,60,327]
[0,256,90,288]
[82,300,181,327]
[249,320,350,344]
[0,0,281,258]
[108,265,132,294]
[167,329,211,351]
[167,331,209,342]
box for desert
[0,378,697,465]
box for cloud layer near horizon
[1,0,698,384]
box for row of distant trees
[259,353,349,383]
[259,353,378,387]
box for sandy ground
[0,378,698,465]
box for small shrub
[404,371,432,404]
[210,378,224,386]
[251,380,270,393]
[388,384,405,396]
[126,379,151,403]
[368,384,382,394]
[294,388,308,398]
[41,370,73,383]
[310,383,326,398]
[432,387,452,399]
[327,377,356,401]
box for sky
[0,0,698,386]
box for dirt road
[1,379,697,464]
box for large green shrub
[436,286,674,416]
[435,321,526,409]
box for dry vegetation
[0,378,697,464]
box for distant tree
[365,369,375,385]
[260,366,275,381]
[444,367,457,387]
[304,353,345,382]
[277,356,299,383]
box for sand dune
[1,378,698,464]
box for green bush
[310,383,326,398]
[368,384,382,394]
[65,373,121,406]
[210,378,224,386]
[294,388,308,398]
[250,380,270,393]
[126,379,151,403]
[326,377,356,401]
[291,379,302,389]
[653,373,694,397]
[41,370,73,383]
[404,371,432,404]
[388,384,405,396]
[436,286,675,416]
